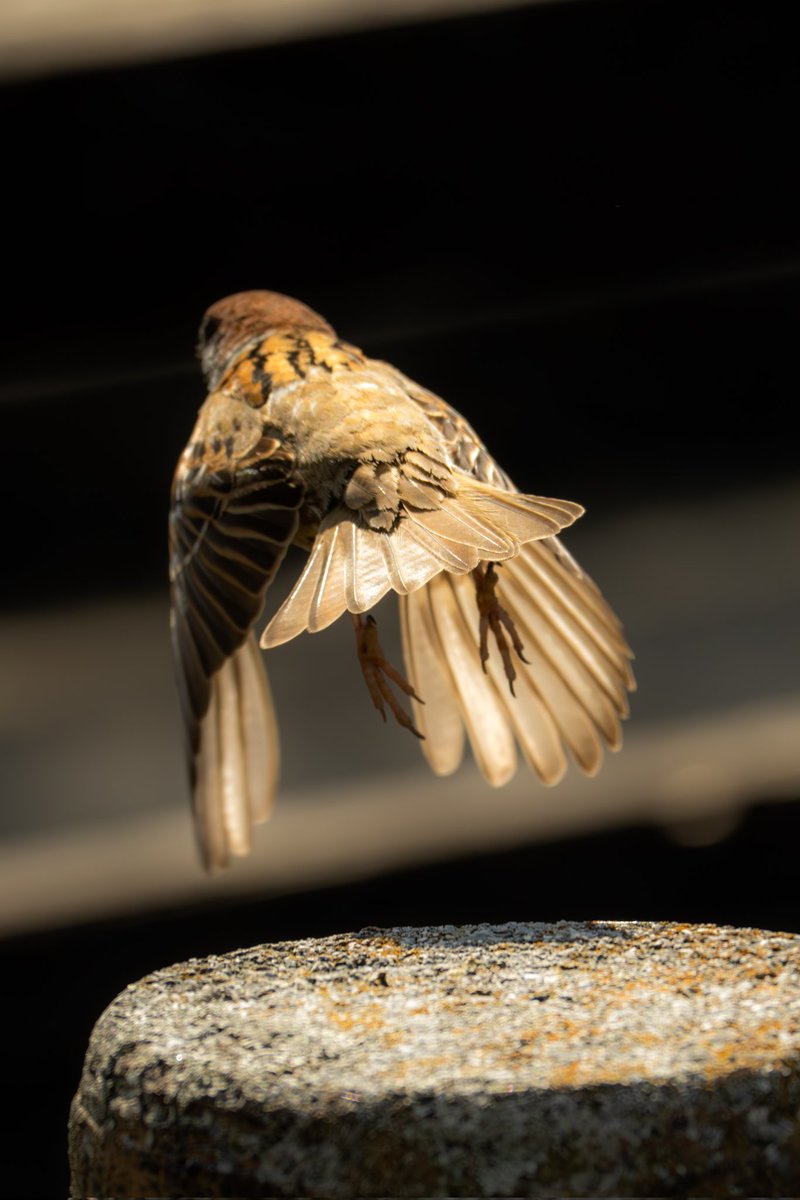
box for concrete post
[69,921,800,1197]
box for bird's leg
[472,562,529,696]
[352,613,425,739]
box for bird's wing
[378,363,516,490]
[385,365,635,783]
[170,398,304,867]
[260,357,582,648]
[401,543,635,785]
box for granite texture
[69,920,800,1197]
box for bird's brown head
[198,290,335,387]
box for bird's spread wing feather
[260,479,582,648]
[383,366,636,785]
[170,412,304,868]
[425,571,518,785]
[398,580,465,775]
[399,541,634,787]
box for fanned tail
[193,633,279,868]
[261,480,583,649]
[398,537,635,786]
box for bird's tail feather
[194,632,279,869]
[261,482,583,649]
[398,537,634,787]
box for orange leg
[472,562,529,695]
[352,613,425,739]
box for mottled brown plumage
[170,290,634,868]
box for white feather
[500,570,623,751]
[399,587,465,775]
[309,522,348,632]
[523,539,632,659]
[237,632,279,824]
[261,533,327,648]
[194,674,225,865]
[345,525,393,613]
[427,573,517,786]
[448,572,567,784]
[194,634,279,868]
[216,658,251,856]
[505,551,630,711]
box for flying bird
[170,291,634,868]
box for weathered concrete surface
[69,921,800,1197]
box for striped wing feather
[170,439,304,867]
[398,540,634,788]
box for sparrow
[170,290,634,869]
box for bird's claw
[353,613,425,739]
[473,562,528,695]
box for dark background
[2,0,799,1194]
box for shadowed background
[1,0,799,1193]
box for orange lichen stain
[381,1030,405,1048]
[439,995,486,1015]
[412,1055,452,1072]
[543,1018,581,1041]
[409,1005,430,1017]
[744,965,779,980]
[549,1061,581,1087]
[517,1030,542,1049]
[313,984,389,1036]
[324,1006,386,1035]
[390,1054,453,1082]
[599,979,642,1001]
[633,1031,661,1047]
[694,1019,800,1077]
[705,1043,749,1073]
[362,938,421,962]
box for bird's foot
[352,613,425,739]
[473,562,529,695]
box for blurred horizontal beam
[1,695,799,937]
[0,0,552,80]
[3,480,798,934]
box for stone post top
[96,920,800,1095]
[70,921,800,1198]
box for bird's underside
[170,291,635,869]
